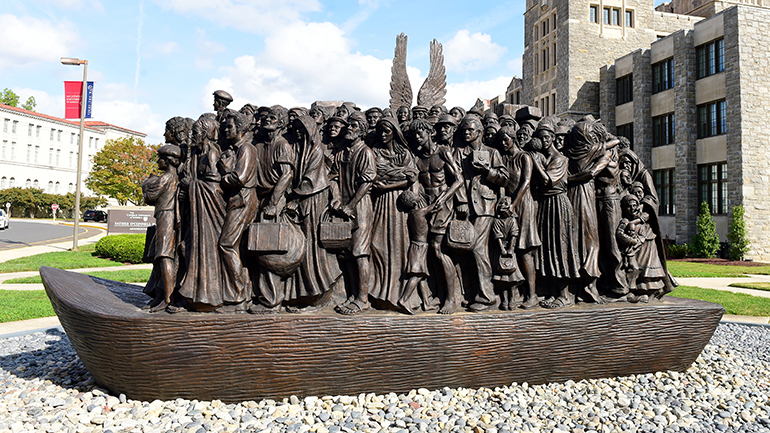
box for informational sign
[51,204,59,211]
[107,209,155,234]
[64,81,94,119]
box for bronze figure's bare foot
[438,298,459,315]
[335,298,370,315]
[166,304,187,314]
[540,297,573,309]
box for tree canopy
[21,96,36,112]
[85,137,160,206]
[1,88,20,107]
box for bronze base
[40,266,724,403]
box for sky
[1,0,532,144]
[2,1,669,144]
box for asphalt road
[0,219,105,251]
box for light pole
[60,57,88,251]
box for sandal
[335,298,370,315]
[540,296,574,309]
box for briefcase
[248,221,291,254]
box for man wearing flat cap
[213,90,234,123]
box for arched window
[0,177,6,189]
[68,183,73,193]
[9,178,15,188]
[55,182,60,193]
[25,179,31,188]
[33,180,39,189]
[47,181,53,192]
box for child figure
[142,144,183,313]
[617,193,661,302]
[492,196,525,310]
[397,189,440,315]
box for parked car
[83,210,108,222]
[0,209,8,230]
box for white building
[0,103,146,196]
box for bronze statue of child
[397,189,440,314]
[142,144,183,313]
[491,196,525,310]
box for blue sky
[2,1,667,143]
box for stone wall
[632,49,653,169]
[726,6,770,261]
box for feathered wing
[389,33,413,112]
[417,39,447,108]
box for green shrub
[95,234,146,264]
[667,243,690,259]
[691,202,721,258]
[727,205,750,261]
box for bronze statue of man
[218,111,258,313]
[453,115,509,312]
[330,112,377,315]
[213,90,233,123]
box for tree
[727,205,750,261]
[21,96,36,112]
[691,201,721,258]
[1,88,19,107]
[85,137,160,205]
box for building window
[57,130,61,142]
[551,93,556,115]
[616,74,633,105]
[625,10,634,27]
[10,142,15,159]
[698,162,727,215]
[616,123,633,148]
[652,113,675,147]
[68,183,74,193]
[56,149,61,166]
[652,58,674,93]
[1,140,5,159]
[12,121,17,133]
[28,124,33,137]
[69,151,73,167]
[590,5,598,23]
[71,133,75,144]
[55,182,60,193]
[612,8,620,26]
[50,128,55,140]
[49,148,53,165]
[0,177,5,188]
[95,138,99,148]
[542,47,549,72]
[9,177,15,188]
[697,100,726,138]
[603,7,610,24]
[697,38,725,79]
[26,144,31,162]
[654,169,675,216]
[3,119,8,132]
[89,137,93,148]
[25,179,31,188]
[34,145,39,163]
[36,125,41,138]
[33,180,38,189]
[552,42,556,66]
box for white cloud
[154,0,322,34]
[195,29,226,70]
[203,21,396,110]
[444,76,512,111]
[443,30,507,73]
[0,14,80,71]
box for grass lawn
[3,268,151,284]
[0,290,55,323]
[728,282,770,292]
[667,261,770,278]
[669,285,770,316]
[0,244,124,274]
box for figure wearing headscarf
[284,115,343,308]
[369,116,419,309]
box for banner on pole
[64,81,94,119]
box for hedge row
[95,234,146,264]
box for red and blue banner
[64,81,94,119]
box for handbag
[318,209,353,250]
[446,215,476,251]
[498,254,517,274]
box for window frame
[653,169,675,216]
[616,123,633,148]
[697,38,725,79]
[652,58,674,94]
[698,162,728,215]
[652,113,675,147]
[697,100,727,139]
[616,74,633,106]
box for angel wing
[389,33,413,112]
[416,39,447,108]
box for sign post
[52,203,59,222]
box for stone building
[497,0,770,260]
[520,0,698,119]
[599,4,770,261]
[0,103,146,197]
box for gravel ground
[1,323,769,433]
